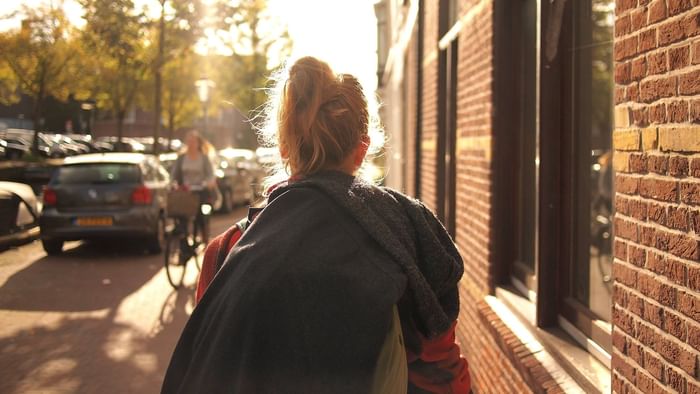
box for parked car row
[0,128,185,161]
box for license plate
[76,217,113,226]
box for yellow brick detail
[615,106,632,128]
[658,126,700,152]
[642,127,658,151]
[456,136,492,161]
[613,130,641,151]
[613,152,631,172]
[421,137,437,151]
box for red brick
[616,61,632,84]
[617,15,632,37]
[647,50,668,74]
[639,28,658,53]
[613,329,628,353]
[668,0,693,15]
[669,156,689,176]
[685,10,700,37]
[666,367,688,393]
[659,18,687,45]
[615,239,629,260]
[631,8,648,31]
[640,178,678,201]
[669,45,690,70]
[690,380,700,394]
[632,107,649,126]
[617,174,641,194]
[648,202,667,224]
[689,323,700,349]
[630,153,648,173]
[629,339,645,365]
[616,36,639,61]
[693,40,700,64]
[649,102,667,123]
[692,209,700,233]
[679,291,700,322]
[614,263,639,288]
[681,181,700,204]
[690,264,700,291]
[629,245,647,267]
[614,283,629,307]
[643,301,663,327]
[680,69,700,95]
[631,57,647,81]
[668,206,689,230]
[640,225,657,246]
[668,101,689,122]
[665,310,689,341]
[645,350,665,380]
[617,0,639,14]
[648,0,667,23]
[640,77,677,102]
[691,99,700,122]
[636,372,657,393]
[627,82,640,102]
[613,354,637,383]
[666,232,700,260]
[628,199,648,219]
[616,196,630,215]
[615,217,639,241]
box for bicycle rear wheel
[164,232,187,289]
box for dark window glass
[54,164,141,185]
[512,0,538,288]
[570,0,614,322]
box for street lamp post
[195,77,215,139]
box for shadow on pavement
[0,286,194,394]
[0,240,162,312]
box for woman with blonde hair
[162,57,470,394]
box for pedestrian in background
[162,56,471,394]
[170,129,218,242]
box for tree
[0,5,79,151]
[162,53,201,143]
[151,0,203,153]
[79,0,148,142]
[215,0,291,117]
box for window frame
[495,0,613,368]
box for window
[559,0,614,354]
[500,0,614,366]
[438,0,458,236]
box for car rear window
[54,164,141,185]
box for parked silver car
[39,153,170,255]
[0,181,40,249]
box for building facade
[376,0,700,392]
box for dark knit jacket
[161,171,464,394]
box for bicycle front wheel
[164,233,187,289]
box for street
[0,207,247,394]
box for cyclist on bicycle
[170,130,217,247]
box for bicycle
[164,185,213,289]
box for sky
[0,0,379,89]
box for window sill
[493,287,612,394]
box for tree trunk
[153,0,166,155]
[117,110,125,145]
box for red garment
[195,226,242,304]
[406,320,471,393]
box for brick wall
[420,0,440,212]
[612,0,700,392]
[411,1,533,392]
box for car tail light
[43,187,57,206]
[131,185,153,205]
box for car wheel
[147,216,166,254]
[221,188,233,213]
[42,239,64,255]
